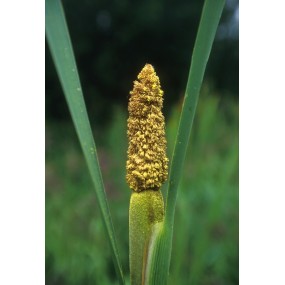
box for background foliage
[46,0,238,284]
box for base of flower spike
[129,190,164,285]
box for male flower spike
[126,64,169,192]
[127,64,169,285]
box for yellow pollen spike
[126,64,169,192]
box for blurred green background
[46,0,238,284]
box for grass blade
[147,1,226,284]
[45,1,125,284]
[166,0,226,225]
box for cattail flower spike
[127,64,169,285]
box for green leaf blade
[166,0,226,225]
[45,1,125,284]
[147,1,226,284]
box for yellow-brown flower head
[126,64,169,192]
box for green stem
[129,190,164,285]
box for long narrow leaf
[147,1,226,284]
[166,0,226,224]
[45,1,125,284]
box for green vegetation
[149,2,226,283]
[46,87,238,285]
[46,0,238,284]
[46,0,124,282]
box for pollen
[126,64,169,192]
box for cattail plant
[46,0,226,284]
[126,64,168,284]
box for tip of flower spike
[140,63,155,73]
[137,64,158,84]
